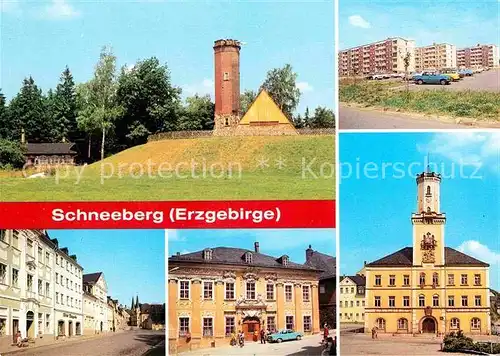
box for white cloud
[182,78,214,98]
[41,0,80,20]
[297,81,314,93]
[417,132,500,171]
[457,240,500,266]
[166,230,185,242]
[348,15,371,29]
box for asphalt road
[6,330,165,356]
[338,106,473,130]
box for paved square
[340,333,500,356]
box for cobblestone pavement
[4,329,164,356]
[339,333,497,356]
[179,333,331,355]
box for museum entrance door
[242,317,260,342]
[422,317,436,333]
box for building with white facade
[0,230,56,350]
[83,272,109,334]
[53,240,84,338]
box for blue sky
[339,132,500,290]
[47,229,165,306]
[339,0,500,49]
[0,0,334,113]
[168,229,336,264]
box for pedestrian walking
[260,328,266,344]
[323,323,329,342]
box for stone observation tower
[213,39,241,132]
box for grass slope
[0,135,335,201]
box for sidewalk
[1,330,126,355]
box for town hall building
[364,169,491,335]
[168,242,321,353]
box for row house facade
[1,230,124,351]
[0,230,82,351]
[82,272,109,334]
[107,297,130,332]
[168,242,322,354]
[339,275,366,324]
[339,37,416,76]
[53,241,84,339]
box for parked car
[371,74,386,80]
[412,72,451,85]
[440,70,461,81]
[390,73,406,79]
[267,329,304,343]
[458,69,473,77]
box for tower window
[223,72,229,81]
[203,248,212,260]
[224,117,229,126]
[426,186,431,196]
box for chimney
[21,128,25,144]
[306,245,313,261]
[176,252,180,256]
[213,39,241,130]
[254,242,259,253]
[364,260,367,266]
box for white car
[371,74,386,80]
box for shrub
[0,139,25,169]
[442,331,500,354]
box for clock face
[426,198,431,203]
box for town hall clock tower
[411,169,447,266]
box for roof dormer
[279,255,289,266]
[244,251,253,264]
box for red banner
[0,201,335,229]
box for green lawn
[0,135,335,201]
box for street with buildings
[0,230,164,355]
[338,36,499,129]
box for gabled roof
[239,89,295,126]
[169,247,320,272]
[304,250,336,280]
[340,275,366,286]
[83,272,103,284]
[365,247,489,267]
[25,143,77,155]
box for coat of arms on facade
[421,232,436,263]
